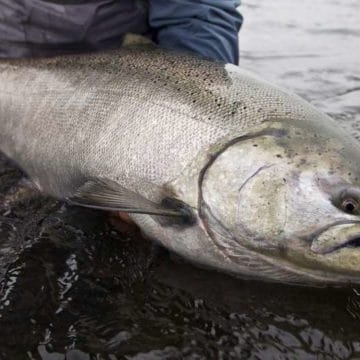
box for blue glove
[148,0,243,65]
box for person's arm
[148,0,243,65]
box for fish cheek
[202,160,289,250]
[200,136,293,250]
[235,167,289,248]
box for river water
[1,1,360,359]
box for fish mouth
[311,222,360,255]
[200,206,360,284]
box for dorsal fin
[122,33,155,47]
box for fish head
[201,120,360,284]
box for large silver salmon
[1,42,360,285]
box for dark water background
[1,1,360,359]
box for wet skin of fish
[1,43,360,285]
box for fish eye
[340,197,359,215]
[331,188,360,216]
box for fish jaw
[312,223,360,255]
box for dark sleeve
[148,0,243,65]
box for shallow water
[1,1,360,359]
[240,0,360,137]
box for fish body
[1,44,360,285]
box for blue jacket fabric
[149,0,242,64]
[0,0,242,64]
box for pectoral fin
[67,178,184,218]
